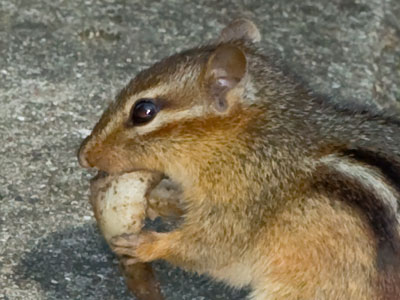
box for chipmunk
[78,19,400,299]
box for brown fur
[313,163,400,300]
[79,19,400,299]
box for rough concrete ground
[0,0,399,299]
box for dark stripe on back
[343,148,400,200]
[312,163,400,299]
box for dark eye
[131,99,159,125]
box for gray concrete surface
[1,0,399,299]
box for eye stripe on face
[133,105,205,136]
[121,84,205,135]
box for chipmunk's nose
[78,136,93,169]
[78,135,118,173]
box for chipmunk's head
[78,19,262,184]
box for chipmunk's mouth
[90,169,163,184]
[89,169,184,221]
[90,169,173,197]
[90,170,108,182]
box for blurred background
[1,0,399,299]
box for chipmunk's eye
[131,99,159,126]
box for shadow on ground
[15,224,249,300]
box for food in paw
[89,171,162,241]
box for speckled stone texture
[0,0,399,299]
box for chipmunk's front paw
[111,232,156,265]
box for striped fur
[79,19,400,299]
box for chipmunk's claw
[111,233,143,262]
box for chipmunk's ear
[204,44,247,112]
[218,19,261,43]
